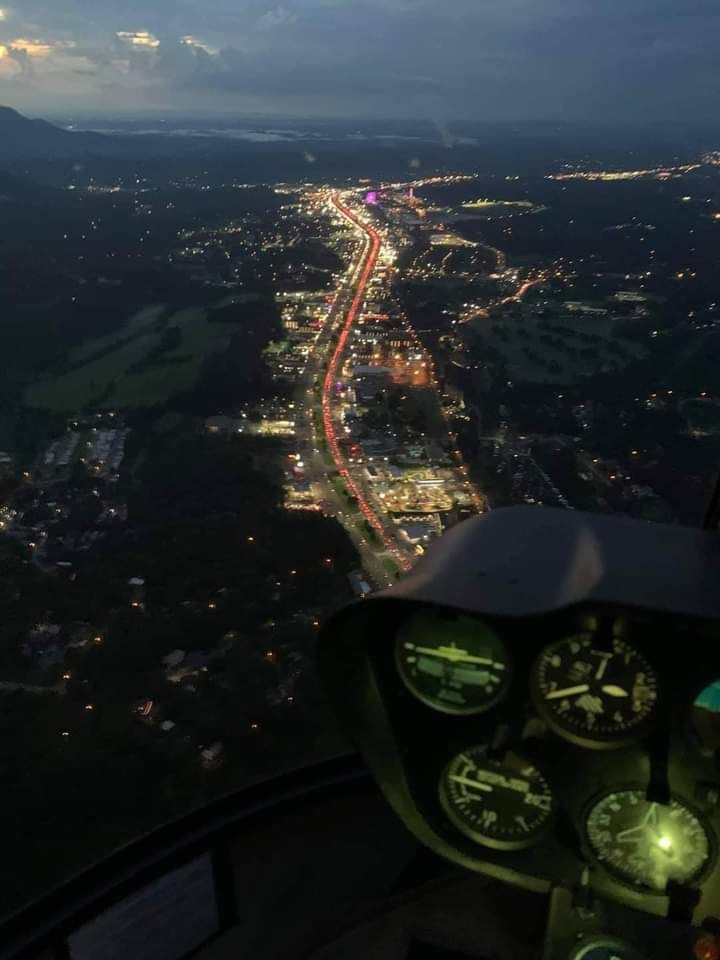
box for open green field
[471,309,647,385]
[25,304,241,412]
[68,304,167,365]
[456,199,548,219]
[462,199,534,212]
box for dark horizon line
[4,103,720,133]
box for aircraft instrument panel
[319,506,720,954]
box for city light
[0,164,702,791]
[322,196,411,571]
[549,162,701,182]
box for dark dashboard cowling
[372,505,720,620]
[318,507,720,940]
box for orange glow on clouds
[117,30,160,48]
[9,37,54,57]
[0,43,19,76]
[181,35,217,54]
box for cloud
[0,0,719,120]
[116,30,160,49]
[257,6,297,29]
[0,35,76,79]
[1,43,30,76]
[181,35,219,55]
[0,43,19,76]
[15,36,75,56]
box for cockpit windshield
[0,0,719,931]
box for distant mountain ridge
[0,105,109,160]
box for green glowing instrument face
[585,790,711,891]
[568,938,647,960]
[395,612,511,715]
[439,747,554,850]
[530,635,659,749]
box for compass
[585,789,712,891]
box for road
[296,188,483,585]
[293,196,404,586]
[501,277,541,304]
[323,195,412,573]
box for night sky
[0,0,718,121]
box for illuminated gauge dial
[530,634,658,748]
[439,746,554,850]
[585,790,711,892]
[395,612,511,715]
[569,938,647,960]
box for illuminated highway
[501,277,541,304]
[322,195,412,573]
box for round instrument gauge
[530,634,658,748]
[569,938,647,960]
[585,789,712,892]
[395,612,511,715]
[439,746,554,850]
